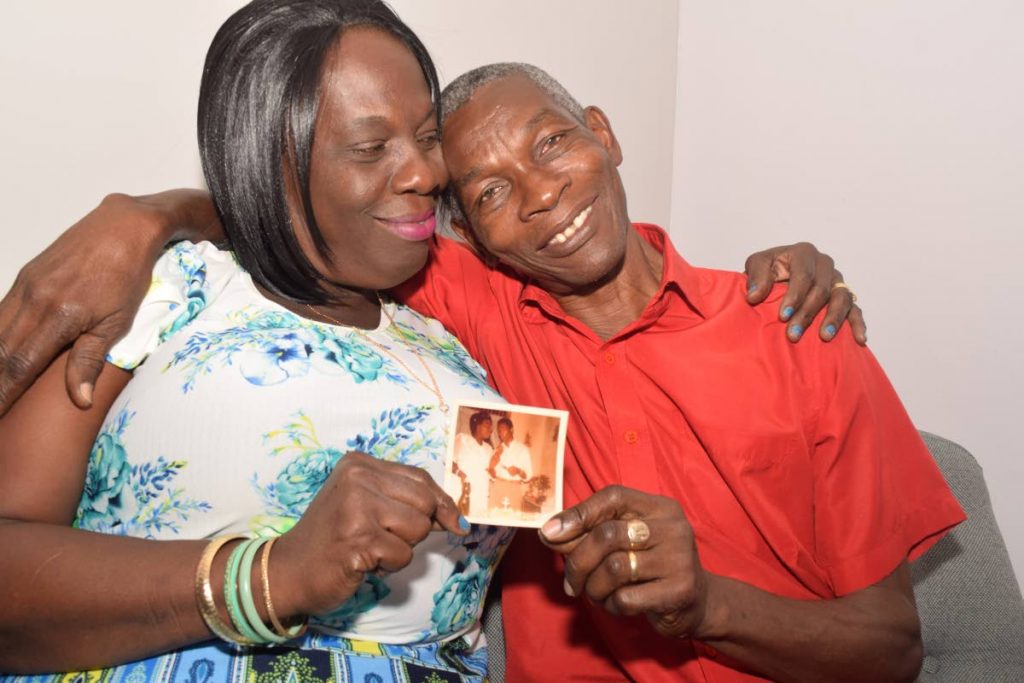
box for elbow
[896,633,924,683]
[887,612,924,683]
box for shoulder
[107,241,240,370]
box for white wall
[0,0,678,292]
[672,1,1023,587]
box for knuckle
[597,522,618,545]
[610,590,636,615]
[3,352,35,384]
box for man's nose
[519,167,570,221]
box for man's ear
[583,105,623,166]
[451,218,499,268]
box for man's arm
[0,190,221,411]
[541,486,922,683]
[0,187,861,417]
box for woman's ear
[583,106,623,166]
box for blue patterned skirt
[0,634,488,683]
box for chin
[378,245,430,289]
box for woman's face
[294,26,447,292]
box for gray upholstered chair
[480,432,1024,682]
[912,432,1024,681]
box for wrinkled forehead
[442,75,574,179]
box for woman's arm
[0,351,468,673]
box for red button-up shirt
[398,224,965,682]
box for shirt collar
[518,223,708,320]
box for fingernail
[79,382,94,406]
[781,306,794,321]
[824,324,837,338]
[563,577,576,597]
[789,324,804,340]
[541,518,562,539]
[458,516,471,532]
[747,283,758,295]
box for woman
[0,2,512,679]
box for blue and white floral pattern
[80,241,513,662]
[75,407,211,538]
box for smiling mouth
[546,205,593,248]
[375,209,436,242]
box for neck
[257,282,382,329]
[552,228,664,340]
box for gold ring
[831,281,857,303]
[626,519,651,550]
[627,550,639,583]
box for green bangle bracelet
[238,537,286,644]
[224,539,265,644]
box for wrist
[694,573,733,642]
[98,192,175,254]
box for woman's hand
[540,485,715,639]
[743,242,867,345]
[273,451,469,617]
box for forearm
[0,522,300,673]
[103,189,224,251]
[698,571,922,683]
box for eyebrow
[526,108,561,129]
[349,106,437,129]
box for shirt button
[624,430,638,444]
[603,352,616,365]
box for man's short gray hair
[438,63,586,231]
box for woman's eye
[352,143,386,157]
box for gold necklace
[304,295,450,415]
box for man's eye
[480,186,499,203]
[541,133,566,154]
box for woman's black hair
[197,0,440,303]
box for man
[0,63,951,682]
[452,410,495,516]
[395,63,963,682]
[488,417,532,482]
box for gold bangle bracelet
[260,536,308,640]
[195,534,258,646]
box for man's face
[497,422,512,443]
[442,75,632,294]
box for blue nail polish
[825,324,837,338]
[782,306,794,320]
[747,283,758,295]
[789,324,804,339]
[458,516,471,531]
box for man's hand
[744,242,867,345]
[540,485,715,639]
[0,190,221,416]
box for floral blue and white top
[79,241,513,647]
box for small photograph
[444,400,568,528]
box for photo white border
[444,399,568,528]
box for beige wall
[4,1,1018,589]
[0,0,678,291]
[672,1,1024,586]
